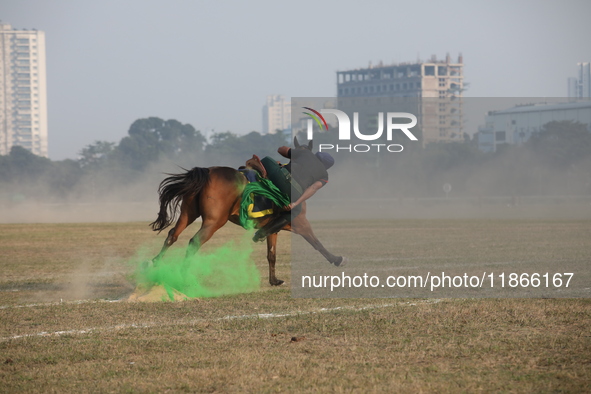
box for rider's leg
[253,212,291,242]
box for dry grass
[1,220,590,392]
[293,219,591,297]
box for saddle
[244,154,267,179]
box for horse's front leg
[266,232,284,286]
[292,216,346,267]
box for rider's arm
[286,181,324,210]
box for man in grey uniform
[253,140,334,242]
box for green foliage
[0,145,52,182]
[206,131,289,166]
[525,120,591,169]
[0,146,83,201]
[1,118,590,201]
[111,117,206,172]
[78,141,115,169]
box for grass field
[1,219,590,392]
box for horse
[148,140,345,286]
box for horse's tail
[149,167,210,233]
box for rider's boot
[252,215,290,242]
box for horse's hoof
[252,232,266,243]
[141,260,151,270]
[334,256,347,267]
[141,259,156,271]
[270,279,285,286]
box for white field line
[0,299,122,310]
[0,299,441,342]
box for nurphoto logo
[302,107,419,153]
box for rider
[252,139,334,242]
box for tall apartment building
[336,54,464,144]
[568,62,591,99]
[262,95,290,135]
[0,23,48,157]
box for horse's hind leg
[183,167,243,263]
[266,232,284,286]
[184,215,228,260]
[153,196,198,263]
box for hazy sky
[3,0,590,160]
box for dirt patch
[127,284,190,302]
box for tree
[46,159,83,198]
[0,145,52,182]
[78,141,115,169]
[0,146,83,201]
[526,120,591,169]
[422,141,481,172]
[111,117,206,172]
[205,131,289,166]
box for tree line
[0,117,590,202]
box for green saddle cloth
[239,177,290,229]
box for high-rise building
[0,22,48,157]
[336,54,464,144]
[568,62,591,99]
[262,95,290,135]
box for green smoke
[134,232,260,299]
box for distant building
[336,53,464,145]
[477,101,591,152]
[568,63,591,99]
[0,23,48,157]
[262,95,291,135]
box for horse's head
[294,136,313,151]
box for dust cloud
[2,97,591,225]
[2,143,591,224]
[292,97,591,222]
[305,150,591,221]
[0,153,222,224]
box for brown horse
[149,155,345,286]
